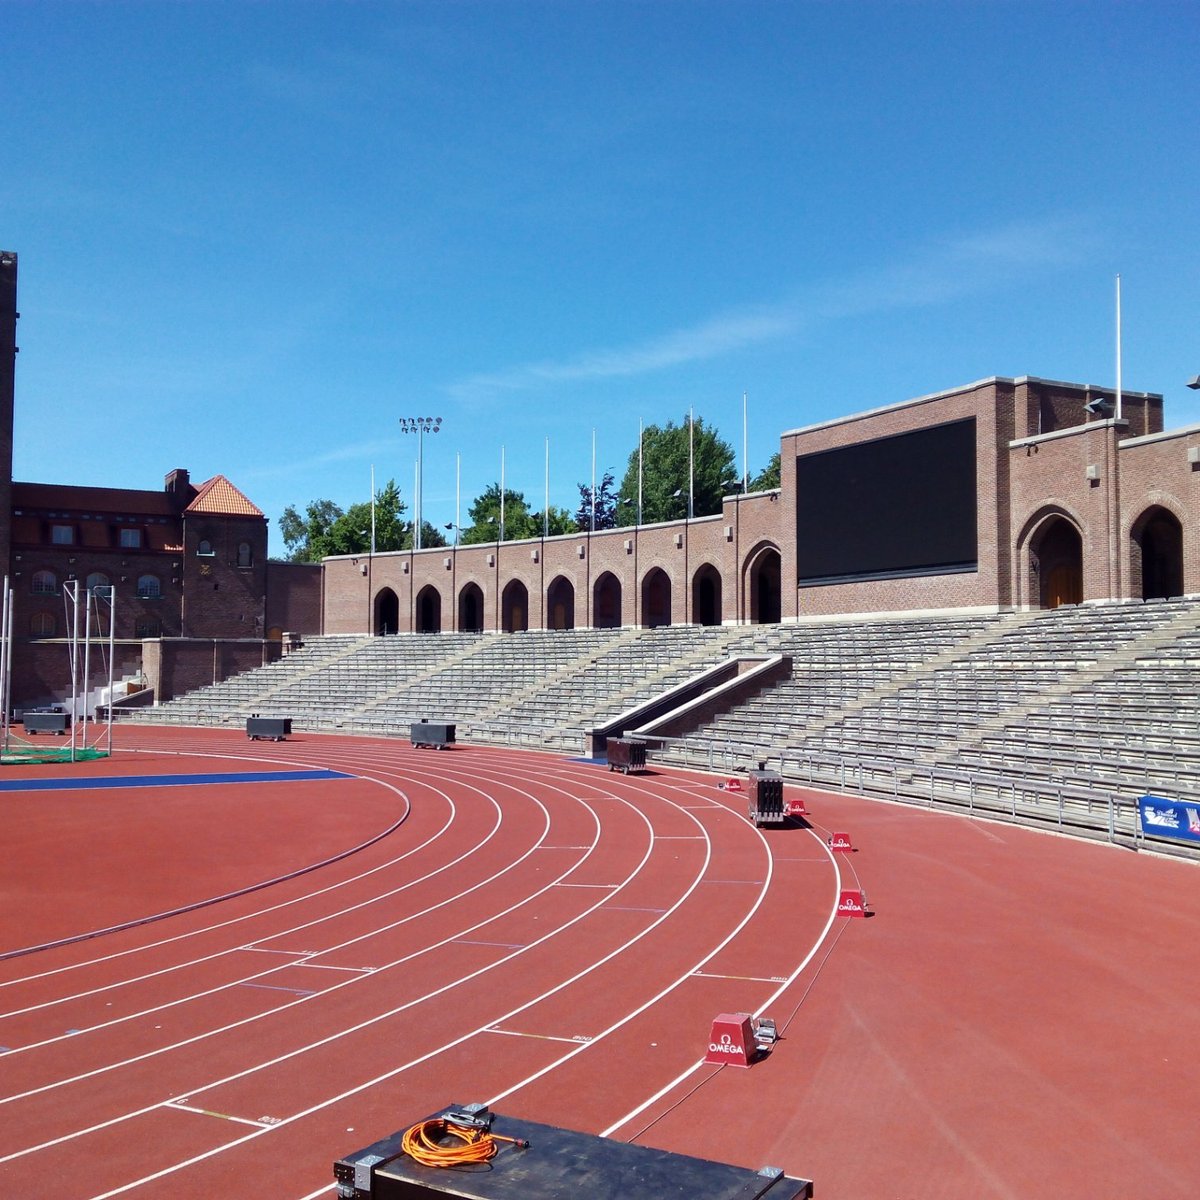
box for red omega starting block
[704,1012,754,1067]
[836,888,869,917]
[828,831,854,852]
[722,777,743,792]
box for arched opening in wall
[416,585,442,633]
[374,587,400,635]
[593,572,622,628]
[458,583,484,632]
[746,546,782,624]
[692,564,722,626]
[502,580,529,632]
[546,576,575,630]
[1132,506,1184,600]
[1031,517,1083,608]
[642,568,672,628]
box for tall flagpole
[591,428,597,532]
[742,391,748,491]
[1115,273,1123,422]
[455,451,461,545]
[544,437,550,537]
[500,446,505,541]
[688,407,694,519]
[370,464,376,555]
[638,418,643,525]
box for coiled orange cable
[401,1118,528,1168]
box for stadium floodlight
[399,416,442,550]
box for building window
[136,574,161,599]
[32,570,58,595]
[197,539,214,556]
[51,524,75,545]
[237,541,252,567]
[31,612,57,636]
[119,527,143,549]
[86,572,113,597]
[135,616,162,637]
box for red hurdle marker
[836,888,869,917]
[785,797,808,817]
[723,778,743,792]
[829,831,854,852]
[704,1013,754,1067]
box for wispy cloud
[238,437,399,482]
[446,215,1097,404]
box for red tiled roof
[186,476,264,518]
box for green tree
[277,479,429,560]
[279,498,343,562]
[573,471,620,531]
[615,415,737,525]
[462,483,541,543]
[750,451,781,491]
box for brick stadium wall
[319,377,1179,634]
[265,561,323,637]
[141,638,278,705]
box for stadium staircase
[123,598,1200,858]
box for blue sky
[4,1,1198,555]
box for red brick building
[0,252,321,710]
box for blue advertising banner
[1139,795,1200,845]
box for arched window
[137,574,162,599]
[237,542,253,567]
[197,539,214,557]
[87,572,112,597]
[31,611,56,636]
[32,570,57,595]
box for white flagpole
[455,451,461,545]
[591,428,597,532]
[742,391,748,491]
[638,418,643,525]
[370,464,376,555]
[1115,273,1123,422]
[500,446,505,541]
[544,437,550,537]
[688,407,694,519]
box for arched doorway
[1133,506,1183,600]
[374,587,399,635]
[692,563,722,626]
[746,545,782,624]
[546,576,575,630]
[502,580,529,632]
[593,572,622,628]
[1032,516,1083,607]
[642,568,672,628]
[458,582,484,632]
[416,585,442,633]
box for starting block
[836,888,869,918]
[828,831,854,852]
[785,797,808,817]
[704,1012,754,1067]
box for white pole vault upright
[61,580,117,761]
[0,575,12,755]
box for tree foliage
[615,415,737,526]
[750,451,781,491]
[573,471,621,531]
[278,479,444,560]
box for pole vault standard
[61,580,117,762]
[0,576,11,756]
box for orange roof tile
[185,476,264,518]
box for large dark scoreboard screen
[796,416,978,585]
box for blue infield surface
[0,769,354,794]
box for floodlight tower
[399,416,442,550]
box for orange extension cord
[401,1117,528,1168]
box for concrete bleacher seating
[124,597,1200,857]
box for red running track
[0,725,1196,1199]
